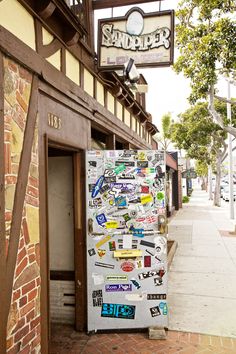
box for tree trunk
[213,154,221,206]
[208,166,213,200]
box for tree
[175,0,236,136]
[171,101,228,206]
[195,160,208,191]
[154,112,173,151]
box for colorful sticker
[106,275,128,282]
[114,163,126,175]
[115,196,127,208]
[150,305,161,317]
[159,302,168,315]
[109,241,116,251]
[105,221,119,229]
[95,235,111,249]
[121,261,135,272]
[105,284,132,292]
[92,290,103,307]
[97,249,106,258]
[101,303,135,319]
[157,192,165,200]
[144,255,151,267]
[138,152,146,161]
[130,278,141,289]
[141,195,153,205]
[96,213,107,225]
[135,260,144,269]
[91,176,104,198]
[140,185,150,193]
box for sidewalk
[50,187,236,353]
[168,186,236,338]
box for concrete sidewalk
[168,186,236,338]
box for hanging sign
[98,7,174,70]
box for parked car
[222,186,236,201]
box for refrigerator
[86,150,168,331]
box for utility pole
[228,79,234,219]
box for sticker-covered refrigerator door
[86,150,167,331]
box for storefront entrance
[47,145,86,349]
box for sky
[94,0,236,129]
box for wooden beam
[92,0,163,10]
[0,50,7,354]
[5,76,39,329]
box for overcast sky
[94,0,236,129]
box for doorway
[47,146,86,350]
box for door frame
[41,135,87,352]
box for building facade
[0,1,159,353]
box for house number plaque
[48,113,62,130]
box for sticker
[100,184,110,194]
[137,161,148,168]
[121,261,135,272]
[135,260,144,269]
[89,198,102,208]
[114,250,142,258]
[141,195,153,205]
[114,163,126,175]
[130,227,144,237]
[95,235,111,249]
[97,249,106,258]
[140,240,155,248]
[105,284,132,292]
[118,173,135,180]
[150,306,161,317]
[123,234,132,249]
[154,277,163,286]
[88,248,96,256]
[130,278,141,289]
[104,176,116,183]
[157,192,165,200]
[88,161,97,167]
[138,152,146,161]
[146,215,158,224]
[146,249,154,256]
[105,221,119,229]
[104,169,116,178]
[96,213,107,226]
[109,241,116,251]
[91,176,104,198]
[106,275,128,282]
[159,302,168,315]
[123,213,131,222]
[92,273,104,286]
[92,290,103,307]
[125,293,145,301]
[115,161,135,167]
[101,303,135,319]
[140,185,150,193]
[147,294,167,300]
[115,196,127,208]
[95,262,114,269]
[138,270,160,280]
[144,255,151,267]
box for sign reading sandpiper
[98,7,174,70]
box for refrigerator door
[86,150,167,331]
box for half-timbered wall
[1,57,40,353]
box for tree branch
[208,86,236,138]
[215,95,236,105]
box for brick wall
[4,57,41,354]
